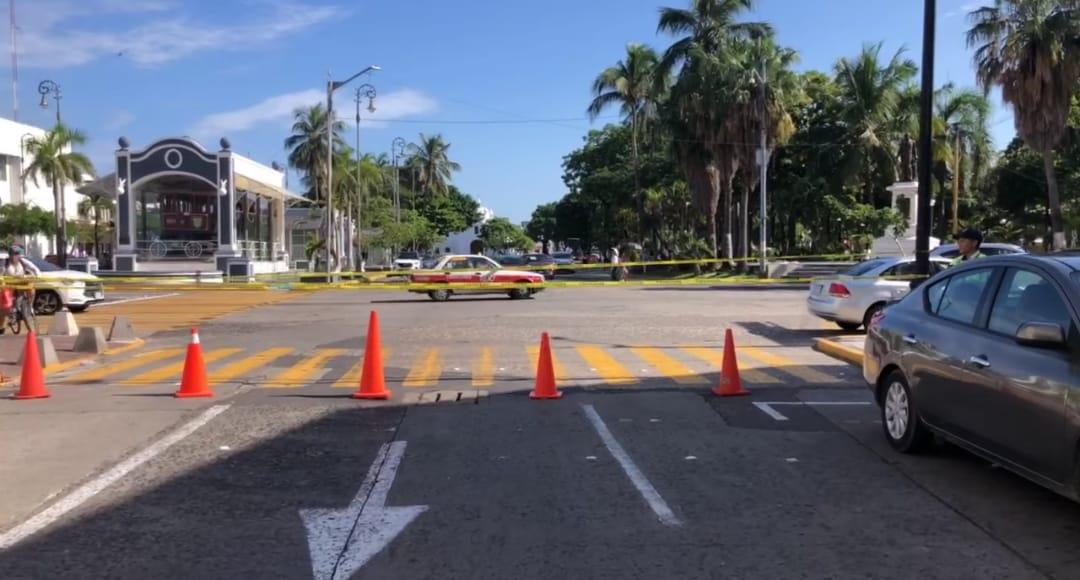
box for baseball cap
[10,244,24,255]
[956,228,983,244]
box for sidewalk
[812,334,864,366]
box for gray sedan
[864,254,1080,500]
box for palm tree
[76,192,112,258]
[935,83,991,236]
[833,43,918,206]
[406,134,461,196]
[968,0,1080,250]
[587,43,665,242]
[657,0,771,259]
[22,124,95,267]
[284,104,347,204]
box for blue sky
[4,0,1011,223]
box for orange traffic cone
[713,329,750,397]
[13,330,49,400]
[352,311,390,400]
[175,328,212,398]
[530,332,562,400]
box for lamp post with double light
[391,137,407,224]
[352,84,376,270]
[38,79,61,124]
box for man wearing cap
[951,228,984,266]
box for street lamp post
[914,0,936,278]
[354,84,376,271]
[325,65,380,274]
[37,79,61,124]
[391,137,407,224]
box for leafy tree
[968,0,1080,249]
[414,187,480,238]
[525,203,557,244]
[76,193,113,257]
[0,204,55,247]
[21,124,96,266]
[480,217,533,253]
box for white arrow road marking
[299,441,427,580]
[753,401,873,422]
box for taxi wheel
[509,288,530,300]
[428,289,451,302]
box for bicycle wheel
[19,300,35,334]
[8,310,22,335]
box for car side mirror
[1015,322,1066,349]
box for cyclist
[1,245,39,324]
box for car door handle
[903,335,918,345]
[968,355,991,369]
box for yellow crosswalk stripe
[211,347,294,385]
[740,346,840,384]
[526,345,566,380]
[472,347,494,387]
[630,347,708,385]
[680,347,781,384]
[576,345,636,384]
[404,348,442,388]
[122,348,242,386]
[63,348,184,384]
[331,349,392,388]
[265,348,344,388]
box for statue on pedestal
[898,134,917,182]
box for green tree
[525,203,558,244]
[414,186,480,238]
[968,0,1080,249]
[407,134,461,196]
[934,83,992,236]
[480,217,533,253]
[0,204,56,248]
[21,124,96,267]
[285,104,346,203]
[76,193,113,257]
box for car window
[883,262,918,278]
[469,257,496,270]
[926,278,949,313]
[936,248,960,259]
[935,268,993,325]
[445,258,471,270]
[988,269,1075,337]
[843,259,887,276]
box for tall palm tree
[284,104,346,204]
[968,0,1080,250]
[76,192,112,258]
[833,43,918,206]
[587,43,665,242]
[22,124,95,267]
[935,83,992,236]
[407,134,461,196]
[657,0,770,259]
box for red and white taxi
[409,254,545,301]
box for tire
[509,288,530,300]
[836,321,862,331]
[428,289,451,302]
[863,302,885,330]
[880,370,931,453]
[33,291,61,316]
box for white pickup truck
[393,251,423,270]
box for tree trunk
[1042,148,1066,251]
[53,179,67,267]
[631,113,645,247]
[93,213,100,258]
[739,185,749,273]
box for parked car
[864,254,1080,501]
[930,242,1026,260]
[551,252,576,274]
[394,251,423,270]
[0,253,105,314]
[497,255,525,266]
[807,256,952,331]
[409,254,545,301]
[522,253,557,278]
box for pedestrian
[951,228,984,266]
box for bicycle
[3,289,36,336]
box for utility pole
[915,0,936,277]
[354,84,376,271]
[758,58,768,277]
[10,0,17,121]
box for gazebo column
[213,138,248,275]
[114,137,138,271]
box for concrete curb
[813,337,864,366]
[0,337,146,388]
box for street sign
[300,441,427,580]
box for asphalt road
[0,286,1077,579]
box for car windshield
[397,252,420,260]
[26,257,61,272]
[843,259,888,277]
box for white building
[0,118,83,258]
[432,206,494,256]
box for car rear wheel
[33,291,62,315]
[881,370,930,453]
[428,289,451,302]
[836,321,861,331]
[509,288,530,300]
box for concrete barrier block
[48,309,79,336]
[74,326,108,354]
[18,335,60,368]
[107,315,138,343]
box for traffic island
[812,336,864,366]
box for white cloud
[8,0,341,68]
[189,88,439,141]
[103,110,136,131]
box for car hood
[37,270,100,282]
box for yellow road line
[403,348,442,388]
[63,348,184,384]
[265,348,345,388]
[332,348,392,388]
[575,345,636,385]
[211,347,295,385]
[122,348,242,386]
[680,347,781,384]
[630,347,708,385]
[740,346,840,384]
[526,345,566,380]
[472,347,494,387]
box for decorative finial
[219,137,231,150]
[118,136,129,149]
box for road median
[812,336,864,366]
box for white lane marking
[96,293,181,307]
[753,402,789,421]
[0,404,230,550]
[752,401,872,422]
[581,404,682,527]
